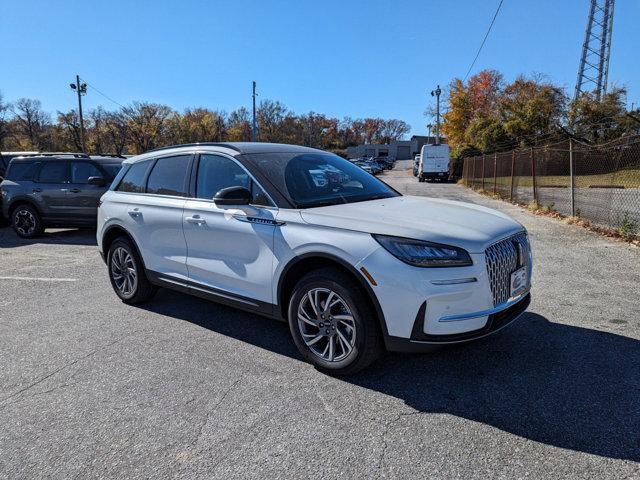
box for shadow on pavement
[140,290,640,462]
[0,227,97,248]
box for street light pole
[430,85,442,145]
[252,81,257,142]
[70,75,87,152]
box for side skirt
[146,270,278,320]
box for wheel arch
[101,225,147,270]
[8,197,43,218]
[276,252,389,340]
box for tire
[12,204,43,238]
[288,268,382,375]
[107,237,157,304]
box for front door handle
[128,208,141,218]
[32,188,42,193]
[185,215,206,225]
[69,188,80,193]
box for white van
[418,144,449,182]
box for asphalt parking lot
[1,161,639,479]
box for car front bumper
[383,293,530,353]
[356,243,532,352]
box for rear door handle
[185,215,206,225]
[69,188,80,193]
[32,188,42,193]
[128,208,141,218]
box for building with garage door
[346,135,445,160]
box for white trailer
[418,144,450,182]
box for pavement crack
[0,335,129,407]
[191,370,249,450]
[373,411,424,477]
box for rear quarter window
[6,162,41,181]
[115,160,152,193]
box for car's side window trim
[191,151,277,208]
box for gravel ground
[0,160,638,479]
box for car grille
[485,232,530,306]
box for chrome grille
[485,232,530,306]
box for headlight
[372,234,472,267]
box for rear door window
[71,162,103,184]
[37,162,68,183]
[6,162,41,181]
[116,161,153,193]
[146,155,191,197]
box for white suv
[97,143,532,374]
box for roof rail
[146,143,242,154]
[36,152,91,158]
[90,154,127,159]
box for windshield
[244,152,399,209]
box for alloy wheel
[14,209,36,236]
[297,287,356,362]
[110,247,138,297]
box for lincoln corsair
[97,143,532,374]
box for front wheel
[288,268,381,375]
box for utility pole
[431,85,442,145]
[69,75,87,152]
[252,81,257,142]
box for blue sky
[1,0,638,136]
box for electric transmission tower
[574,0,615,102]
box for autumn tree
[0,92,10,149]
[499,74,565,145]
[569,87,633,143]
[226,107,252,141]
[12,98,51,149]
[122,102,174,153]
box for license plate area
[510,266,529,297]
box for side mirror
[214,186,252,206]
[88,176,106,186]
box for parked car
[0,151,39,226]
[374,156,394,170]
[0,154,125,237]
[97,143,532,374]
[413,155,421,176]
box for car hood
[300,195,524,253]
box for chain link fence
[461,135,640,234]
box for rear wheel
[288,268,381,375]
[107,237,157,304]
[12,204,43,238]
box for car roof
[9,154,124,164]
[125,142,324,164]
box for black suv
[0,154,124,238]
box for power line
[463,0,505,81]
[79,77,128,111]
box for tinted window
[116,161,152,193]
[6,162,41,181]
[146,155,191,197]
[102,164,122,180]
[196,154,272,206]
[71,162,102,184]
[243,152,398,208]
[37,162,67,183]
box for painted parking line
[0,276,77,282]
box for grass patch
[471,169,640,189]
